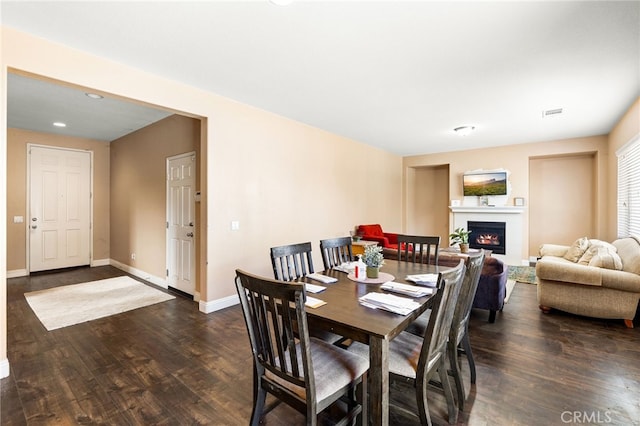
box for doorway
[28,145,92,272]
[166,152,196,296]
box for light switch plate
[13,216,24,223]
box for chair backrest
[450,251,486,345]
[319,236,354,270]
[235,270,315,407]
[417,259,466,377]
[270,242,314,281]
[396,234,440,265]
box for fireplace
[467,221,506,255]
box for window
[617,134,640,238]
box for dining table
[299,259,448,426]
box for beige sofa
[536,236,640,328]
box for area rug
[507,265,537,284]
[24,276,175,331]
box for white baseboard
[91,258,110,267]
[0,358,10,378]
[199,294,239,314]
[109,259,167,289]
[6,269,27,278]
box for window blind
[617,135,640,238]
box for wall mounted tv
[463,171,508,196]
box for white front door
[29,146,92,272]
[166,152,196,296]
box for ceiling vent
[542,108,563,118]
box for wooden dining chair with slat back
[270,242,314,281]
[319,236,354,270]
[397,234,441,265]
[235,270,369,426]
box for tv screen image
[463,172,507,196]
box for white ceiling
[2,1,639,155]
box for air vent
[542,108,563,118]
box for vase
[460,243,469,253]
[366,266,379,279]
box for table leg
[369,336,389,426]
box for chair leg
[488,309,496,323]
[447,341,465,411]
[624,319,634,328]
[416,374,433,426]
[251,382,266,426]
[438,359,458,424]
[461,333,476,384]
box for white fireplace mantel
[450,205,526,265]
[450,206,525,215]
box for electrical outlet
[131,253,136,260]
[231,221,240,231]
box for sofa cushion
[588,247,623,270]
[578,240,618,265]
[563,237,589,262]
[358,224,384,238]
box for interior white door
[29,146,91,272]
[166,152,196,296]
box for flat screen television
[463,171,508,196]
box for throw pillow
[578,240,617,265]
[588,247,623,270]
[563,237,589,263]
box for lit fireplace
[467,221,506,254]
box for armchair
[357,224,400,250]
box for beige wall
[406,165,450,241]
[6,128,111,272]
[0,26,402,368]
[607,98,640,239]
[110,114,200,283]
[403,135,609,260]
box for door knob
[31,225,37,229]
[186,232,194,237]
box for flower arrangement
[362,244,385,268]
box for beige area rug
[25,276,175,331]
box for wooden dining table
[299,259,447,426]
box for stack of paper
[304,283,326,293]
[306,273,338,284]
[305,296,327,308]
[359,292,421,315]
[405,274,438,287]
[333,262,357,273]
[380,281,434,297]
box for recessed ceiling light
[454,126,475,136]
[542,108,563,118]
[85,92,103,99]
[53,122,67,127]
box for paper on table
[359,292,421,315]
[304,283,326,293]
[306,273,338,284]
[305,296,327,308]
[380,281,434,297]
[333,262,357,273]
[405,274,438,287]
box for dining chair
[270,242,315,281]
[319,236,354,270]
[407,250,486,410]
[270,241,343,345]
[396,234,440,265]
[346,259,466,425]
[235,269,369,426]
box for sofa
[536,236,640,328]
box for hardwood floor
[1,266,639,425]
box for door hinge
[166,269,169,277]
[166,222,169,229]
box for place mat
[347,272,394,284]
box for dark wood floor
[1,266,639,425]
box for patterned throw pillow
[578,240,617,265]
[588,247,623,270]
[563,237,590,263]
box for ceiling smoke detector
[542,108,563,118]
